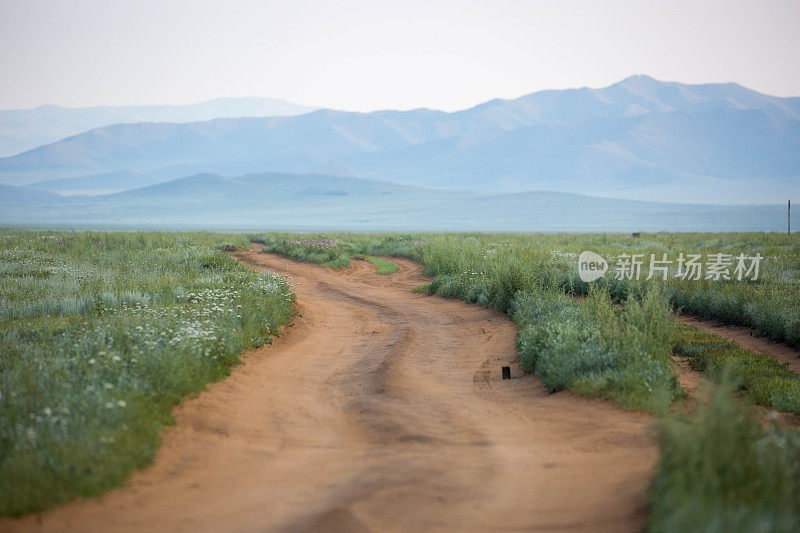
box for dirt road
[5,250,656,532]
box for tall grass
[0,231,295,515]
[650,377,800,532]
[528,232,800,348]
[425,242,679,412]
[518,287,676,411]
[251,233,429,266]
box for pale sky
[1,0,799,112]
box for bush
[511,286,678,411]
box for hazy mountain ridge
[0,97,317,157]
[0,184,62,202]
[1,76,798,203]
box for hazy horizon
[1,0,799,112]
[2,74,798,115]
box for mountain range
[0,75,798,206]
[0,172,793,232]
[0,97,316,158]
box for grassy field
[0,231,294,515]
[4,229,799,529]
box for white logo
[578,251,608,282]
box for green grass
[674,324,800,413]
[650,377,800,532]
[0,231,295,516]
[410,283,431,294]
[258,234,350,268]
[504,232,800,349]
[355,255,398,274]
[251,233,429,267]
[430,269,679,412]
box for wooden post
[502,366,511,380]
[789,200,792,235]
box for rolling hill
[0,171,793,232]
[0,184,62,203]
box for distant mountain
[0,171,793,232]
[25,170,171,196]
[0,183,62,202]
[109,172,416,203]
[0,97,317,157]
[1,76,799,204]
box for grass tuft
[410,283,431,294]
[355,255,399,274]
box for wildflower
[116,400,127,408]
[104,383,114,390]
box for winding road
[5,249,657,532]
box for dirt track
[4,250,657,532]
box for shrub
[511,286,678,412]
